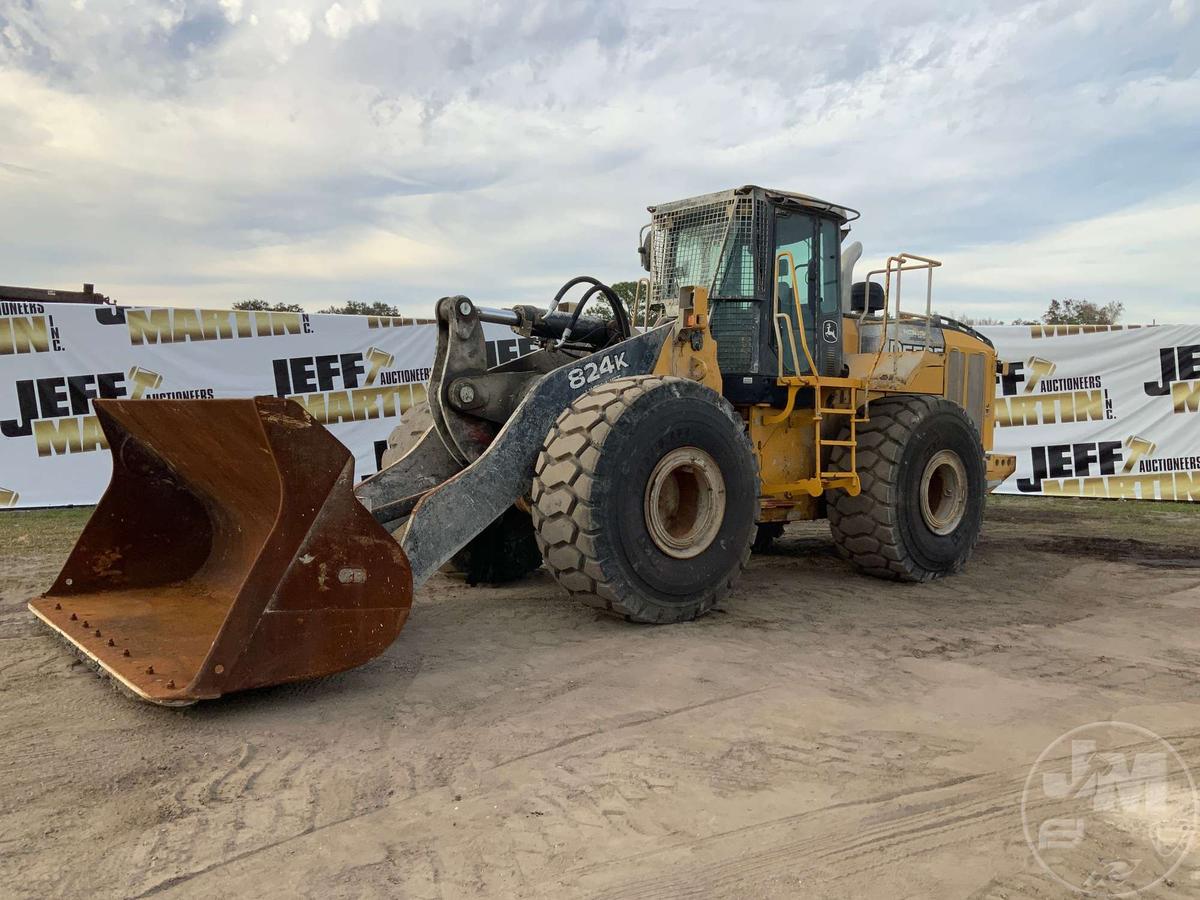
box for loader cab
[645,185,857,406]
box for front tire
[531,376,757,623]
[827,395,985,581]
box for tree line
[236,292,1125,328]
[233,299,405,316]
[234,287,656,322]
[944,299,1125,327]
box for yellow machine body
[648,274,1015,526]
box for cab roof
[648,185,859,223]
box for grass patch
[0,507,93,569]
[2,496,1197,571]
[987,494,1200,544]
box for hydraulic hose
[553,276,631,343]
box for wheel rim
[644,447,726,559]
[919,449,968,535]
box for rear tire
[531,376,757,623]
[826,394,985,582]
[383,400,541,584]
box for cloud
[932,187,1200,323]
[216,226,453,279]
[0,0,1197,322]
[323,1,380,39]
[219,0,245,25]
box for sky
[1,0,1198,323]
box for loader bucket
[28,397,413,706]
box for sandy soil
[2,496,1200,899]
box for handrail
[898,252,940,351]
[861,252,942,376]
[633,277,653,330]
[772,251,819,378]
[867,257,900,380]
[773,312,803,379]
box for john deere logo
[97,306,313,344]
[1144,343,1200,414]
[0,486,18,507]
[1017,434,1200,500]
[822,320,839,343]
[996,357,1113,426]
[271,347,425,424]
[1,303,65,355]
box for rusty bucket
[28,397,413,706]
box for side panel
[846,322,997,453]
[651,287,723,393]
[942,328,996,451]
[748,408,819,521]
[947,348,965,407]
[967,351,987,439]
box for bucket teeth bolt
[82,620,90,628]
[146,666,154,675]
[54,603,62,610]
[70,613,77,621]
[108,639,115,647]
[122,649,131,657]
[94,629,102,637]
[167,680,176,689]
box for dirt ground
[2,495,1200,899]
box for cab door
[773,210,843,378]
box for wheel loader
[29,185,1016,705]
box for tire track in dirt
[7,500,1200,898]
[571,737,1200,899]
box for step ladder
[813,382,861,496]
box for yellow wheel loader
[29,185,1016,705]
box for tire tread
[531,376,753,622]
[827,394,984,583]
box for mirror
[638,226,652,273]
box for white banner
[980,324,1200,501]
[3,304,1197,508]
[0,301,533,509]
